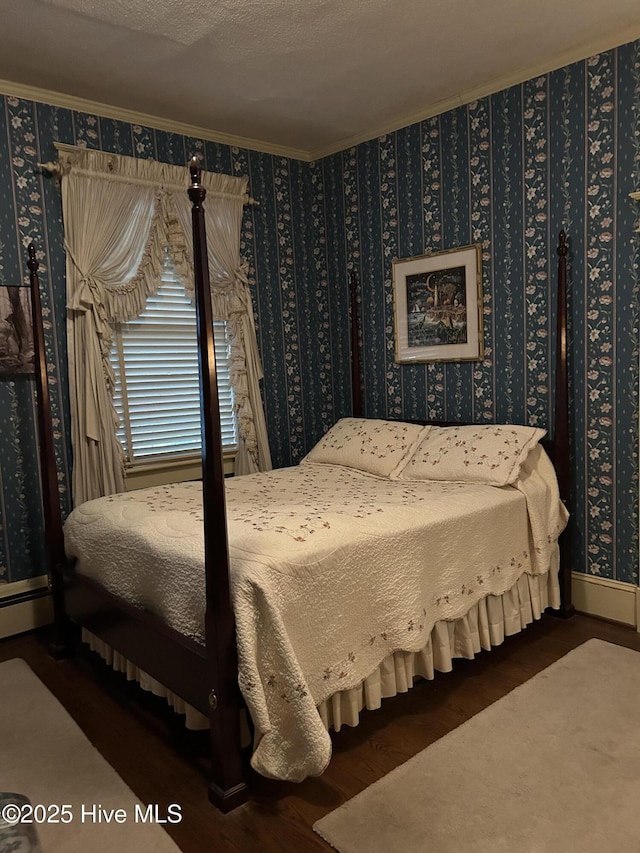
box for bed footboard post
[188,159,249,811]
[349,271,363,417]
[27,245,71,656]
[553,230,575,618]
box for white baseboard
[0,576,53,639]
[572,572,639,629]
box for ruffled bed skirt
[319,569,558,731]
[82,568,559,735]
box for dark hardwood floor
[2,613,639,851]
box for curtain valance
[60,148,250,199]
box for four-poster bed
[28,159,574,813]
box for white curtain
[62,149,271,506]
[173,192,272,474]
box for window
[110,262,236,468]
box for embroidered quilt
[64,447,566,781]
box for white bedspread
[64,447,567,781]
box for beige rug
[0,658,181,852]
[314,639,640,853]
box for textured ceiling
[41,0,215,44]
[1,0,639,158]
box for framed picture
[392,244,483,363]
[0,285,34,375]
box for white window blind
[111,264,236,465]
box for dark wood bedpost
[349,271,363,417]
[188,158,248,811]
[554,230,575,618]
[27,245,69,655]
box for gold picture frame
[392,244,483,363]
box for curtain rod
[36,143,260,205]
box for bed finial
[557,229,568,258]
[188,155,206,208]
[189,155,201,185]
[27,243,38,271]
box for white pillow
[394,424,546,486]
[301,417,426,478]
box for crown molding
[308,25,640,160]
[0,78,312,162]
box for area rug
[314,639,640,853]
[0,658,180,852]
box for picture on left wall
[0,285,34,375]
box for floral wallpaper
[321,40,640,585]
[0,38,638,590]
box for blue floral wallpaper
[321,42,640,585]
[0,38,638,590]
